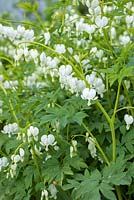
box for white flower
[27,126,39,142]
[23,29,34,41]
[94,6,101,15]
[54,145,59,151]
[40,134,56,151]
[23,47,30,58]
[0,157,9,171]
[110,27,116,39]
[124,80,130,90]
[126,15,134,24]
[81,88,97,106]
[29,49,38,64]
[59,65,72,76]
[45,154,52,161]
[17,25,25,37]
[41,189,48,200]
[11,154,21,163]
[96,49,104,59]
[90,47,97,54]
[73,55,80,63]
[95,16,109,28]
[86,72,96,85]
[44,32,50,45]
[2,123,19,137]
[19,148,25,157]
[119,35,131,46]
[40,52,47,64]
[124,114,134,130]
[24,73,37,87]
[86,24,96,34]
[70,140,77,158]
[3,80,18,89]
[87,137,97,158]
[48,184,58,199]
[14,48,24,62]
[10,163,17,178]
[67,47,73,54]
[85,0,99,9]
[55,44,66,54]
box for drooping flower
[55,44,66,54]
[41,189,48,200]
[40,134,56,151]
[44,32,51,45]
[81,88,97,106]
[27,126,39,142]
[95,16,109,28]
[87,137,97,158]
[0,157,9,171]
[119,35,131,46]
[124,114,133,130]
[70,140,77,158]
[48,184,58,199]
[2,123,19,137]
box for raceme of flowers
[0,1,134,106]
[0,1,134,199]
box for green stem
[96,100,111,124]
[113,81,121,115]
[31,142,43,181]
[115,186,123,200]
[111,81,121,161]
[0,56,14,66]
[116,106,134,113]
[110,120,116,161]
[82,122,110,166]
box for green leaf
[74,170,101,200]
[72,112,87,125]
[103,156,132,186]
[118,66,134,82]
[5,139,20,154]
[104,65,134,86]
[62,179,79,191]
[43,157,73,186]
[100,181,117,200]
[23,166,34,189]
[17,2,38,12]
[64,155,88,170]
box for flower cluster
[59,65,85,95]
[9,148,25,178]
[0,24,34,44]
[1,0,134,199]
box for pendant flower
[81,88,97,106]
[40,134,56,151]
[124,114,134,130]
